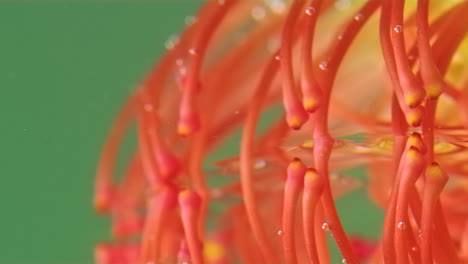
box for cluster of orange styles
[94,0,468,263]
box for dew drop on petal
[411,246,418,252]
[342,258,347,264]
[251,5,267,20]
[305,6,316,16]
[218,0,225,5]
[394,25,403,33]
[354,13,363,21]
[254,159,267,169]
[322,222,330,231]
[164,34,179,50]
[337,34,344,40]
[176,58,184,66]
[397,221,406,230]
[189,48,198,56]
[275,54,281,61]
[319,61,329,70]
[277,230,283,235]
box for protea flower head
[94,0,468,263]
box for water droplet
[321,222,330,231]
[185,15,197,26]
[342,258,347,264]
[254,160,267,169]
[394,25,403,33]
[319,61,329,70]
[233,110,240,115]
[188,48,198,56]
[251,6,267,20]
[418,232,423,239]
[218,0,225,5]
[275,54,281,61]
[176,58,184,66]
[144,104,153,112]
[337,34,344,40]
[411,246,418,252]
[277,230,283,235]
[305,6,316,16]
[397,221,406,230]
[164,34,179,50]
[354,13,363,21]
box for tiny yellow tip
[408,132,424,149]
[305,169,318,181]
[179,189,191,198]
[406,147,421,162]
[426,83,442,99]
[301,140,314,149]
[427,162,448,183]
[405,92,422,107]
[204,241,225,261]
[178,124,192,136]
[289,158,303,169]
[303,98,319,112]
[287,116,304,130]
[407,110,423,127]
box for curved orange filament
[394,147,424,264]
[416,0,443,99]
[389,0,426,108]
[420,163,448,264]
[178,0,239,136]
[179,190,204,264]
[300,0,323,113]
[302,168,323,264]
[312,2,380,263]
[282,158,307,264]
[112,153,145,239]
[240,55,281,264]
[140,185,178,264]
[137,104,163,186]
[280,0,309,129]
[95,95,137,213]
[379,0,423,127]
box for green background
[0,1,382,263]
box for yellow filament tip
[204,241,225,261]
[405,92,422,107]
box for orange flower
[94,0,468,263]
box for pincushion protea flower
[94,0,468,263]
